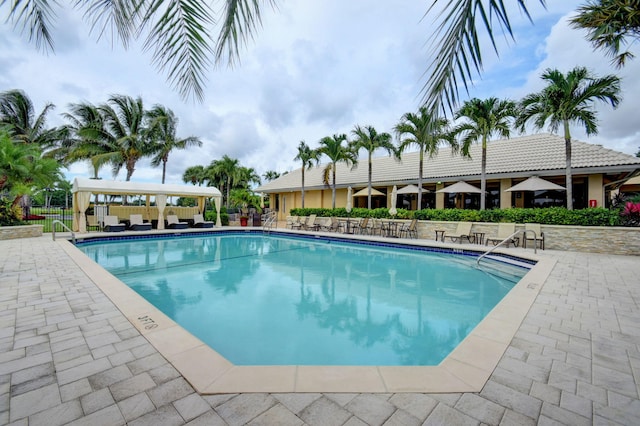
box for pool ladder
[477,229,537,266]
[262,211,278,233]
[52,219,77,245]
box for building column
[435,182,445,209]
[588,174,604,208]
[500,178,513,209]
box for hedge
[289,207,626,226]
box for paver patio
[0,234,639,425]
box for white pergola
[71,177,223,232]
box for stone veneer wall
[415,221,640,256]
[0,225,43,240]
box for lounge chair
[399,219,418,239]
[524,223,545,249]
[193,214,214,228]
[445,222,474,243]
[303,214,320,231]
[486,223,518,247]
[129,214,152,231]
[167,214,188,229]
[103,215,125,232]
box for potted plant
[240,215,249,226]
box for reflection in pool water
[79,233,529,366]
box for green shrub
[0,197,24,226]
[205,208,229,226]
[289,206,623,226]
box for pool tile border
[62,229,555,393]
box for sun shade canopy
[352,187,385,197]
[436,181,483,194]
[505,176,566,192]
[71,177,222,232]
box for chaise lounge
[486,223,518,247]
[128,214,152,231]
[103,215,125,232]
[445,222,474,243]
[167,215,189,229]
[193,214,214,228]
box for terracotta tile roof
[257,133,640,192]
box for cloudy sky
[1,1,639,186]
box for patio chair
[399,219,418,239]
[303,214,320,231]
[445,222,474,243]
[355,217,370,235]
[103,215,125,232]
[369,218,384,236]
[486,223,518,247]
[320,217,339,232]
[167,214,188,229]
[524,223,545,249]
[129,214,152,231]
[193,214,214,228]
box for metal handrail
[52,219,76,245]
[477,229,537,266]
[262,211,278,233]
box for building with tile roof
[256,133,640,218]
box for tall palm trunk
[564,121,573,210]
[417,151,424,210]
[331,165,337,209]
[161,158,168,184]
[367,153,373,209]
[301,168,305,208]
[480,136,487,210]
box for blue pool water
[78,232,530,366]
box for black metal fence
[23,206,73,232]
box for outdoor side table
[435,230,445,242]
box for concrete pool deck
[1,231,639,424]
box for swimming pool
[78,231,530,366]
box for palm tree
[0,127,63,209]
[235,166,261,189]
[212,155,241,207]
[293,141,319,208]
[571,0,640,68]
[262,170,280,182]
[183,165,206,186]
[315,134,357,209]
[350,125,397,209]
[58,102,113,179]
[394,108,454,210]
[0,89,62,150]
[454,97,516,210]
[146,105,202,184]
[516,67,621,210]
[97,95,154,182]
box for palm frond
[76,0,139,48]
[2,0,56,51]
[139,0,215,101]
[422,0,545,114]
[215,0,277,67]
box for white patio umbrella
[346,186,353,213]
[389,185,398,216]
[353,187,385,197]
[436,181,482,194]
[396,184,428,194]
[505,176,566,192]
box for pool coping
[58,228,555,393]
